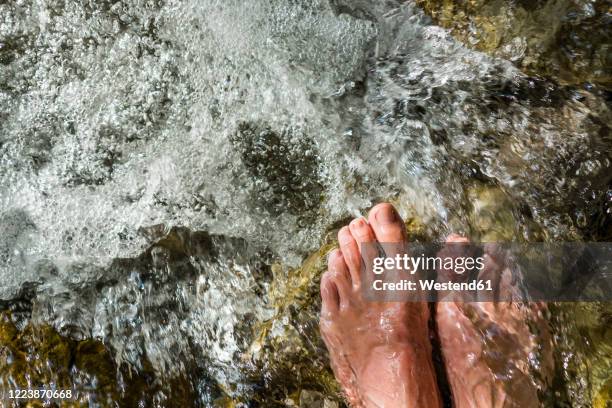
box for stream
[1,0,610,406]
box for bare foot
[436,235,553,408]
[319,203,442,408]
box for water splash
[1,0,610,405]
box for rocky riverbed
[1,1,610,406]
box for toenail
[350,217,367,231]
[376,205,397,224]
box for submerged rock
[416,0,611,88]
[244,237,343,406]
[465,184,518,241]
[462,183,546,242]
[0,202,608,407]
[552,302,612,408]
[299,390,340,408]
[231,122,324,220]
[0,311,198,407]
[0,224,349,407]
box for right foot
[319,203,442,408]
[435,236,553,408]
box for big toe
[368,203,407,244]
[368,203,408,271]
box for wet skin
[320,204,552,408]
[319,203,442,408]
[436,235,553,408]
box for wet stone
[0,311,198,407]
[232,122,324,220]
[416,0,611,88]
[299,389,340,408]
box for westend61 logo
[360,242,612,302]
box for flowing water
[0,0,610,406]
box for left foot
[319,203,442,408]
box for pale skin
[319,203,552,408]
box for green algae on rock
[462,183,548,242]
[416,0,611,87]
[0,311,198,407]
[465,184,519,241]
[244,238,344,407]
[551,303,612,408]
